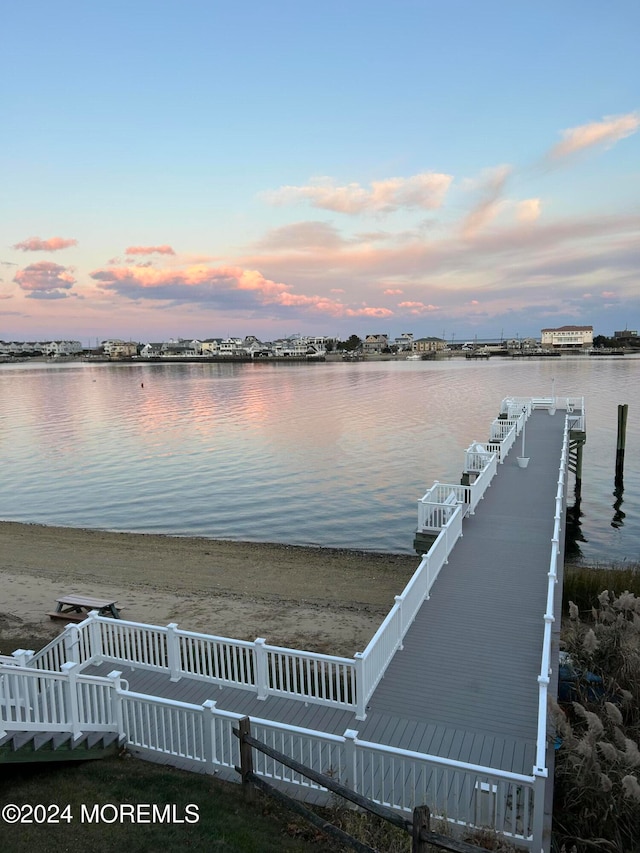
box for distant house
[102,339,138,359]
[541,325,593,349]
[394,332,414,351]
[505,337,538,351]
[362,334,389,354]
[200,338,223,355]
[218,338,246,357]
[140,342,163,358]
[161,339,202,357]
[44,340,83,356]
[0,341,38,356]
[412,336,445,354]
[272,338,307,357]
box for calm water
[0,357,638,565]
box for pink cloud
[550,112,640,159]
[263,172,453,215]
[124,245,176,255]
[90,263,394,321]
[14,261,76,298]
[12,236,78,252]
[384,288,403,295]
[398,301,439,314]
[601,290,617,298]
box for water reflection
[565,493,587,562]
[0,357,638,563]
[612,482,626,529]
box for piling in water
[615,403,628,485]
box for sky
[1,1,639,345]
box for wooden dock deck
[85,407,567,778]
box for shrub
[554,589,640,851]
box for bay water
[0,356,638,566]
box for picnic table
[49,594,121,622]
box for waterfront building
[412,336,446,354]
[363,333,389,354]
[540,325,593,349]
[102,339,138,358]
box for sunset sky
[2,1,639,344]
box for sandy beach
[0,521,418,658]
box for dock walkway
[85,408,566,777]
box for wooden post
[238,716,255,801]
[412,805,430,852]
[615,403,628,485]
[574,440,583,499]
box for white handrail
[1,663,535,844]
[533,409,574,773]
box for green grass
[0,756,340,853]
[562,562,640,614]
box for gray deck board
[82,408,568,779]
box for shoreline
[0,521,418,657]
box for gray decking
[86,409,567,778]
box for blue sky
[1,1,639,343]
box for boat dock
[2,395,585,851]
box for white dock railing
[357,502,464,718]
[33,618,361,713]
[417,447,497,529]
[529,401,583,846]
[0,663,536,847]
[0,663,118,739]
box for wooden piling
[574,440,583,499]
[615,403,628,485]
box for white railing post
[394,596,404,651]
[166,623,181,682]
[343,728,359,792]
[202,699,217,773]
[10,649,34,667]
[88,611,104,663]
[531,767,548,853]
[354,653,366,720]
[108,670,125,735]
[63,624,81,665]
[61,661,83,739]
[254,638,268,700]
[422,554,431,600]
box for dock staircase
[0,729,121,764]
[1,645,123,765]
